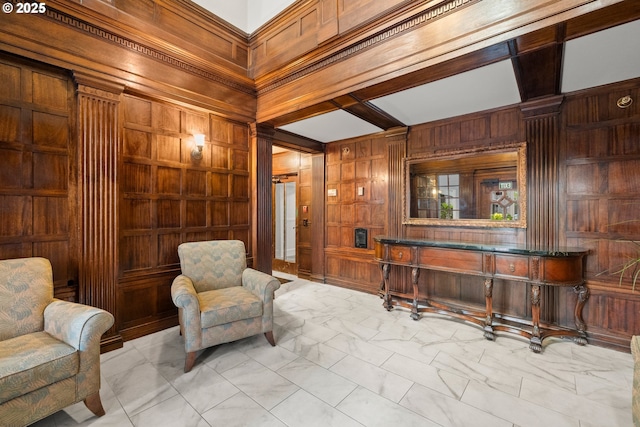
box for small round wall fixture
[617,95,633,109]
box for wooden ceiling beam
[272,129,325,153]
[331,94,405,130]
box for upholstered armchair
[171,240,281,372]
[0,257,114,427]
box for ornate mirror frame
[403,142,527,228]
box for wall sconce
[191,134,205,160]
[617,95,633,109]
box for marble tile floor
[33,274,634,427]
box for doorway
[272,175,297,274]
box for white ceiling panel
[278,110,383,143]
[561,19,640,93]
[369,60,521,126]
[191,0,296,33]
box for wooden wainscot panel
[117,273,178,341]
[325,248,380,293]
[337,0,411,33]
[250,1,323,78]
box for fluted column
[521,95,564,323]
[74,73,123,346]
[250,123,275,274]
[386,128,409,294]
[311,153,326,282]
[387,128,408,238]
[521,96,563,250]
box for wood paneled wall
[561,79,640,350]
[324,133,394,293]
[118,94,250,338]
[0,54,78,301]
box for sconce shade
[191,134,205,160]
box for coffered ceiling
[194,2,640,145]
[277,18,640,143]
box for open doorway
[272,174,298,275]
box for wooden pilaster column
[521,96,564,250]
[74,72,123,350]
[310,153,326,282]
[250,123,275,274]
[386,128,408,295]
[387,128,408,238]
[521,95,564,324]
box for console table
[373,236,589,352]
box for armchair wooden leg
[264,331,276,346]
[84,392,106,417]
[184,351,197,373]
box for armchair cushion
[0,332,78,404]
[0,257,51,340]
[178,240,247,292]
[199,287,263,328]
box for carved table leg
[483,278,495,340]
[381,263,393,311]
[529,284,542,353]
[573,283,589,346]
[410,267,420,320]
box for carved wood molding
[38,2,255,96]
[258,0,481,95]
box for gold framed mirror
[403,142,527,228]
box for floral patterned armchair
[171,240,280,372]
[0,257,114,426]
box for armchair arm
[242,268,280,303]
[171,274,199,310]
[44,300,114,400]
[44,300,114,351]
[171,275,202,352]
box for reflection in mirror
[404,142,527,228]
